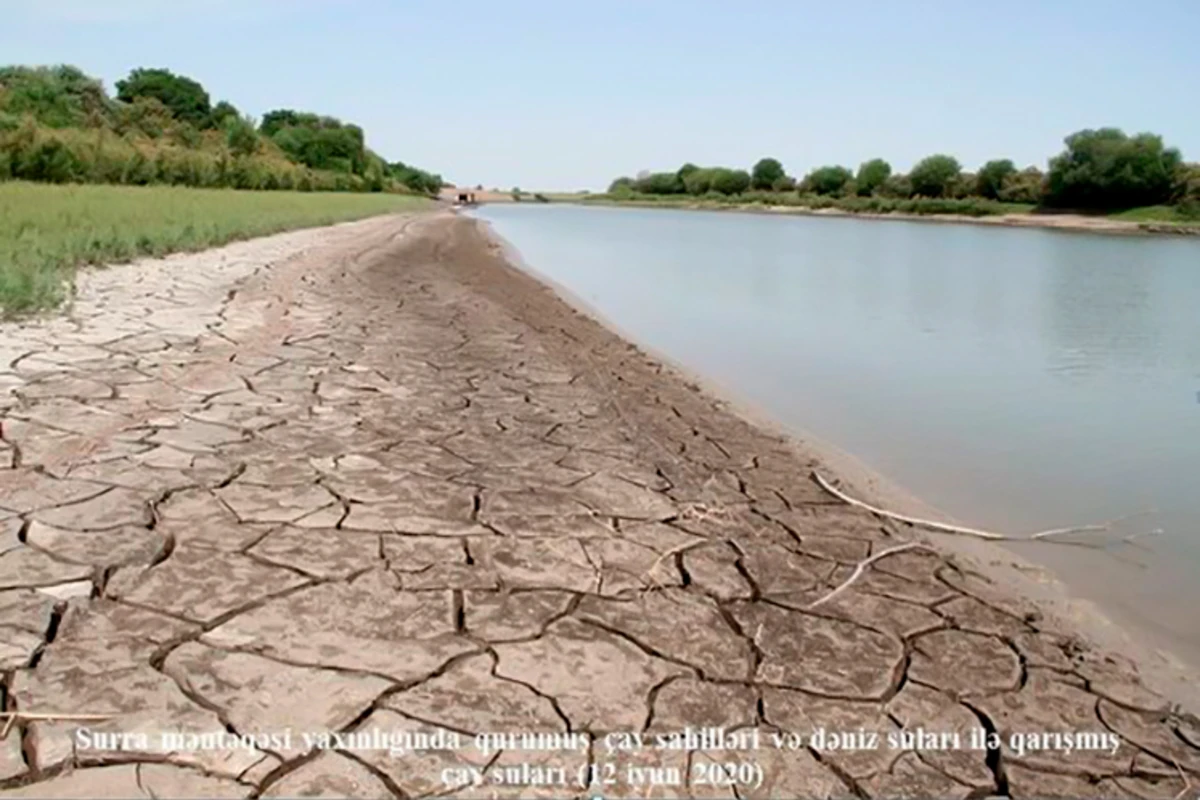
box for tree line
[0,65,443,194]
[608,129,1200,213]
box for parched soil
[0,211,1198,798]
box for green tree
[997,167,1045,204]
[751,157,785,190]
[608,176,635,193]
[676,162,700,180]
[975,159,1016,200]
[683,168,713,195]
[115,68,212,127]
[803,165,853,195]
[878,174,913,199]
[210,100,240,128]
[1045,128,1182,209]
[708,168,751,195]
[854,158,891,196]
[223,115,259,156]
[909,154,961,197]
[634,171,684,194]
[772,175,796,191]
[0,65,112,129]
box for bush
[802,165,853,195]
[998,167,1044,204]
[876,174,912,198]
[116,68,212,128]
[224,115,259,157]
[771,175,796,191]
[976,159,1016,200]
[709,168,751,195]
[683,169,714,195]
[750,157,785,190]
[634,171,683,194]
[909,154,961,198]
[1045,128,1182,210]
[855,158,891,196]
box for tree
[998,166,1045,204]
[854,158,891,196]
[683,168,713,195]
[0,65,112,129]
[878,174,913,199]
[634,171,683,194]
[210,100,240,129]
[116,68,212,127]
[802,165,853,195]
[1044,128,1182,209]
[676,162,700,180]
[224,115,259,156]
[608,176,635,193]
[975,159,1016,200]
[771,175,796,191]
[751,157,785,190]
[909,154,961,197]
[708,168,751,195]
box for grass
[1108,205,1200,224]
[0,181,431,315]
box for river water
[473,203,1200,666]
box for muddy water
[474,203,1200,667]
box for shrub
[750,157,785,190]
[802,165,853,195]
[708,168,751,195]
[854,158,891,196]
[976,159,1016,200]
[116,68,213,128]
[1045,128,1182,210]
[634,171,683,194]
[998,167,1044,204]
[909,154,961,197]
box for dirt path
[1,212,1197,798]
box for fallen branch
[812,471,1147,547]
[0,712,116,739]
[806,542,935,609]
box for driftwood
[0,712,116,739]
[812,470,1153,546]
[806,542,936,609]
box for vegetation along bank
[592,129,1200,229]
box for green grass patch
[0,181,430,316]
[1108,205,1200,224]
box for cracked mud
[1,212,1198,798]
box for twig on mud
[1172,758,1192,800]
[0,712,116,739]
[811,471,1149,547]
[644,538,708,588]
[806,542,935,610]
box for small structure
[455,191,477,206]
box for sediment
[0,211,1197,798]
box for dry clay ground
[0,211,1198,799]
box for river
[473,203,1200,668]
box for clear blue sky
[3,0,1198,191]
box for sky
[2,0,1198,191]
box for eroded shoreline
[1,210,1197,797]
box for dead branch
[806,542,935,609]
[812,471,1149,547]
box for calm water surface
[474,204,1200,664]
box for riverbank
[550,194,1200,237]
[0,181,433,316]
[1,210,1197,797]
